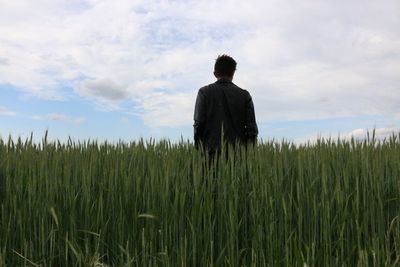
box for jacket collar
[215,78,233,84]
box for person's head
[214,54,237,80]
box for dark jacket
[193,79,258,153]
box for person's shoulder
[233,84,253,101]
[198,83,216,93]
[232,83,250,95]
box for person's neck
[217,76,233,82]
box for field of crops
[0,133,400,266]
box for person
[193,54,258,158]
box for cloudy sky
[1,0,399,143]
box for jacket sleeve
[245,92,258,144]
[193,89,206,149]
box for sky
[1,0,400,143]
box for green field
[0,133,399,266]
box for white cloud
[73,117,86,124]
[77,78,128,102]
[346,127,400,140]
[32,115,43,120]
[0,57,8,65]
[33,113,86,124]
[47,113,66,121]
[0,106,16,116]
[136,91,196,127]
[296,127,400,145]
[0,0,399,127]
[120,116,129,124]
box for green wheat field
[0,132,399,266]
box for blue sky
[1,0,399,143]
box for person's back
[193,55,258,154]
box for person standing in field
[193,54,258,157]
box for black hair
[214,54,237,77]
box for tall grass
[0,133,399,266]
